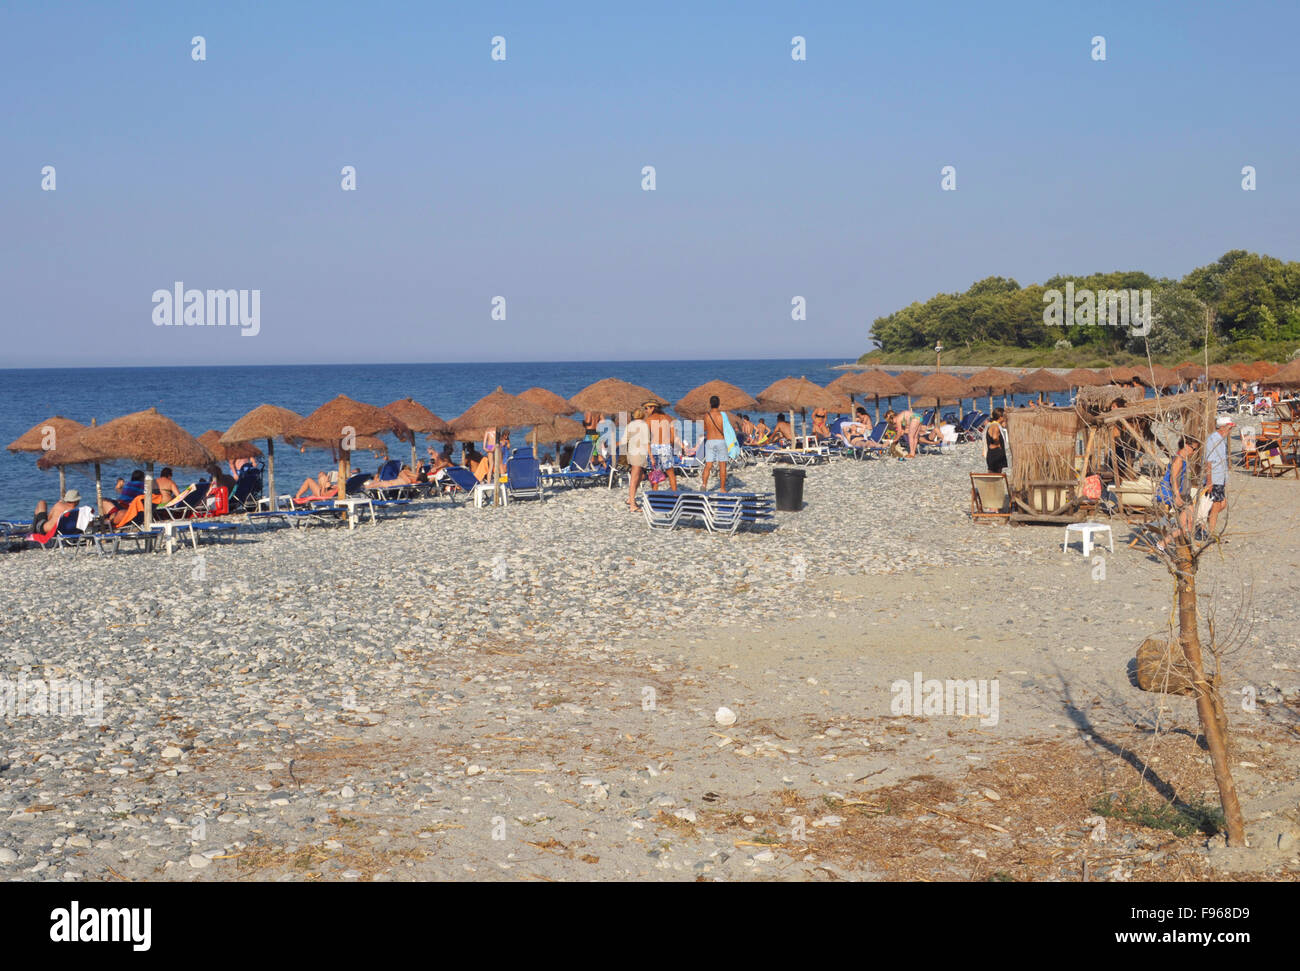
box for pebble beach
[2,432,1299,882]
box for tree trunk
[1174,544,1246,845]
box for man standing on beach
[1205,415,1232,537]
[699,395,728,493]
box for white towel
[75,505,94,531]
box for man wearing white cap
[31,489,81,535]
[1205,416,1233,536]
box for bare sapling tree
[1114,362,1246,845]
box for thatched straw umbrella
[570,378,669,418]
[1103,365,1143,386]
[383,398,452,471]
[518,387,578,416]
[965,368,1019,414]
[1134,363,1182,391]
[1206,364,1237,386]
[756,376,851,441]
[1228,362,1256,381]
[34,422,107,509]
[1175,362,1205,383]
[826,370,907,421]
[910,372,973,421]
[1013,368,1070,405]
[220,404,304,510]
[523,415,586,453]
[675,380,758,420]
[290,396,409,503]
[1263,359,1300,388]
[77,408,214,530]
[448,388,557,504]
[1254,360,1279,378]
[7,416,86,498]
[198,430,262,463]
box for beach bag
[1196,493,1212,526]
[647,466,666,485]
[1081,474,1102,501]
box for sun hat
[63,489,81,503]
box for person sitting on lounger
[771,414,795,445]
[155,467,179,503]
[811,408,831,441]
[751,418,772,444]
[295,471,339,499]
[32,490,82,538]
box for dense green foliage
[864,251,1300,363]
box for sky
[1,1,1297,368]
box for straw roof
[295,434,388,458]
[1228,362,1256,380]
[827,369,908,399]
[675,380,759,419]
[35,432,104,470]
[755,376,851,413]
[525,415,586,444]
[570,378,669,415]
[1134,363,1183,388]
[1062,368,1107,388]
[220,404,304,444]
[291,395,409,446]
[517,387,578,415]
[964,368,1018,394]
[1254,360,1279,377]
[77,407,214,469]
[448,387,558,440]
[1013,368,1070,394]
[383,398,451,439]
[1005,406,1088,497]
[895,370,926,390]
[1073,385,1145,413]
[910,372,972,402]
[1263,359,1300,388]
[7,416,87,454]
[1103,366,1144,384]
[198,430,262,463]
[1175,362,1205,381]
[1206,364,1237,382]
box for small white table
[473,483,509,508]
[1063,521,1114,558]
[334,497,375,529]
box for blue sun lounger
[639,490,775,534]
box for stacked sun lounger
[638,490,775,534]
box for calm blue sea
[0,359,1071,521]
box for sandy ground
[1,448,1298,882]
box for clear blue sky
[2,1,1296,367]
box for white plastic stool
[1063,522,1114,558]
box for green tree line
[866,251,1300,361]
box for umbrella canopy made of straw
[1012,369,1071,396]
[1206,364,1238,382]
[8,415,87,497]
[1134,363,1183,389]
[1175,362,1206,381]
[525,414,586,445]
[1062,368,1107,388]
[77,408,215,530]
[570,378,669,416]
[909,372,974,416]
[1263,359,1300,388]
[290,396,409,504]
[220,404,304,512]
[964,368,1019,394]
[895,370,926,390]
[1253,360,1280,378]
[198,430,262,463]
[1103,366,1144,384]
[755,376,851,441]
[675,380,759,419]
[826,370,908,420]
[384,397,452,469]
[517,387,578,416]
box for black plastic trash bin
[772,466,806,511]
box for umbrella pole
[143,461,155,531]
[266,438,276,511]
[59,467,66,497]
[339,449,350,509]
[94,462,103,512]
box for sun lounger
[969,472,1011,523]
[638,490,775,534]
[541,440,606,487]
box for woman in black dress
[984,408,1008,473]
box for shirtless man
[645,401,680,491]
[699,395,729,492]
[771,414,795,445]
[32,490,81,536]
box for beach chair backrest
[512,446,534,460]
[971,473,1010,514]
[344,472,370,496]
[378,459,402,481]
[230,465,263,509]
[570,438,594,469]
[445,466,478,493]
[507,456,541,488]
[55,508,81,535]
[868,421,888,443]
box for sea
[0,359,1072,522]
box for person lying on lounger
[364,466,419,490]
[32,490,82,537]
[771,415,795,446]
